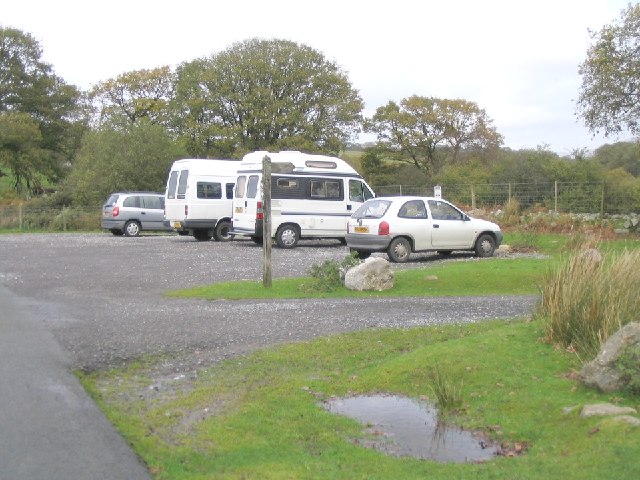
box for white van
[164,158,241,241]
[231,151,375,248]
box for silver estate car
[346,196,503,262]
[101,192,172,237]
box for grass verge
[80,318,640,479]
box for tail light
[378,221,389,236]
[256,201,263,220]
[112,206,120,217]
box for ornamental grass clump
[537,247,640,359]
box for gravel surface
[0,233,538,372]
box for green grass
[80,318,640,479]
[168,257,547,300]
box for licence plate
[354,226,369,233]
[235,206,244,213]
[172,221,182,229]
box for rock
[579,322,640,392]
[580,403,638,417]
[579,248,602,263]
[605,415,640,427]
[344,257,394,291]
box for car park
[346,196,503,262]
[100,192,172,237]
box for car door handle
[433,224,439,228]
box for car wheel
[111,229,123,236]
[350,248,371,260]
[275,224,299,248]
[474,234,496,257]
[213,220,233,242]
[123,221,141,237]
[193,229,212,241]
[387,237,411,263]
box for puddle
[324,394,498,463]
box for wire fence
[375,181,640,216]
[0,181,638,231]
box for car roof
[367,196,445,202]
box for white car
[345,196,503,262]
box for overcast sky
[2,0,636,155]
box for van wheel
[250,236,263,245]
[193,230,212,241]
[124,221,141,237]
[213,220,233,242]
[275,224,299,248]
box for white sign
[434,185,442,198]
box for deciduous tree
[173,38,363,157]
[0,27,83,194]
[577,4,640,137]
[366,96,502,173]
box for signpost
[262,155,272,288]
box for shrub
[300,253,361,293]
[615,344,640,395]
[537,247,640,359]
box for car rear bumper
[345,233,391,251]
[101,219,125,230]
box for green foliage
[538,247,640,358]
[90,66,175,127]
[615,344,640,395]
[301,253,361,293]
[577,4,640,136]
[174,38,363,157]
[65,122,186,206]
[0,27,84,195]
[365,96,502,173]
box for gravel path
[0,233,538,371]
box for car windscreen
[104,194,119,206]
[352,199,392,219]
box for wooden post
[262,155,272,288]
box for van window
[167,171,178,199]
[197,182,222,199]
[123,196,139,208]
[310,179,342,200]
[349,180,374,202]
[247,175,259,199]
[142,196,163,209]
[272,176,305,199]
[177,170,189,199]
[235,176,246,198]
[226,183,234,199]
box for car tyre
[193,229,212,241]
[387,237,411,263]
[111,229,123,236]
[213,220,233,242]
[275,224,299,248]
[123,221,141,237]
[474,233,496,257]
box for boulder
[579,322,640,392]
[344,257,394,291]
[580,403,637,417]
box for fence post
[62,206,67,231]
[471,185,476,209]
[19,203,23,230]
[600,181,605,218]
[554,181,558,213]
[508,183,512,204]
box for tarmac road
[0,233,538,479]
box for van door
[346,179,375,228]
[232,174,262,236]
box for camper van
[231,151,375,248]
[164,158,241,241]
